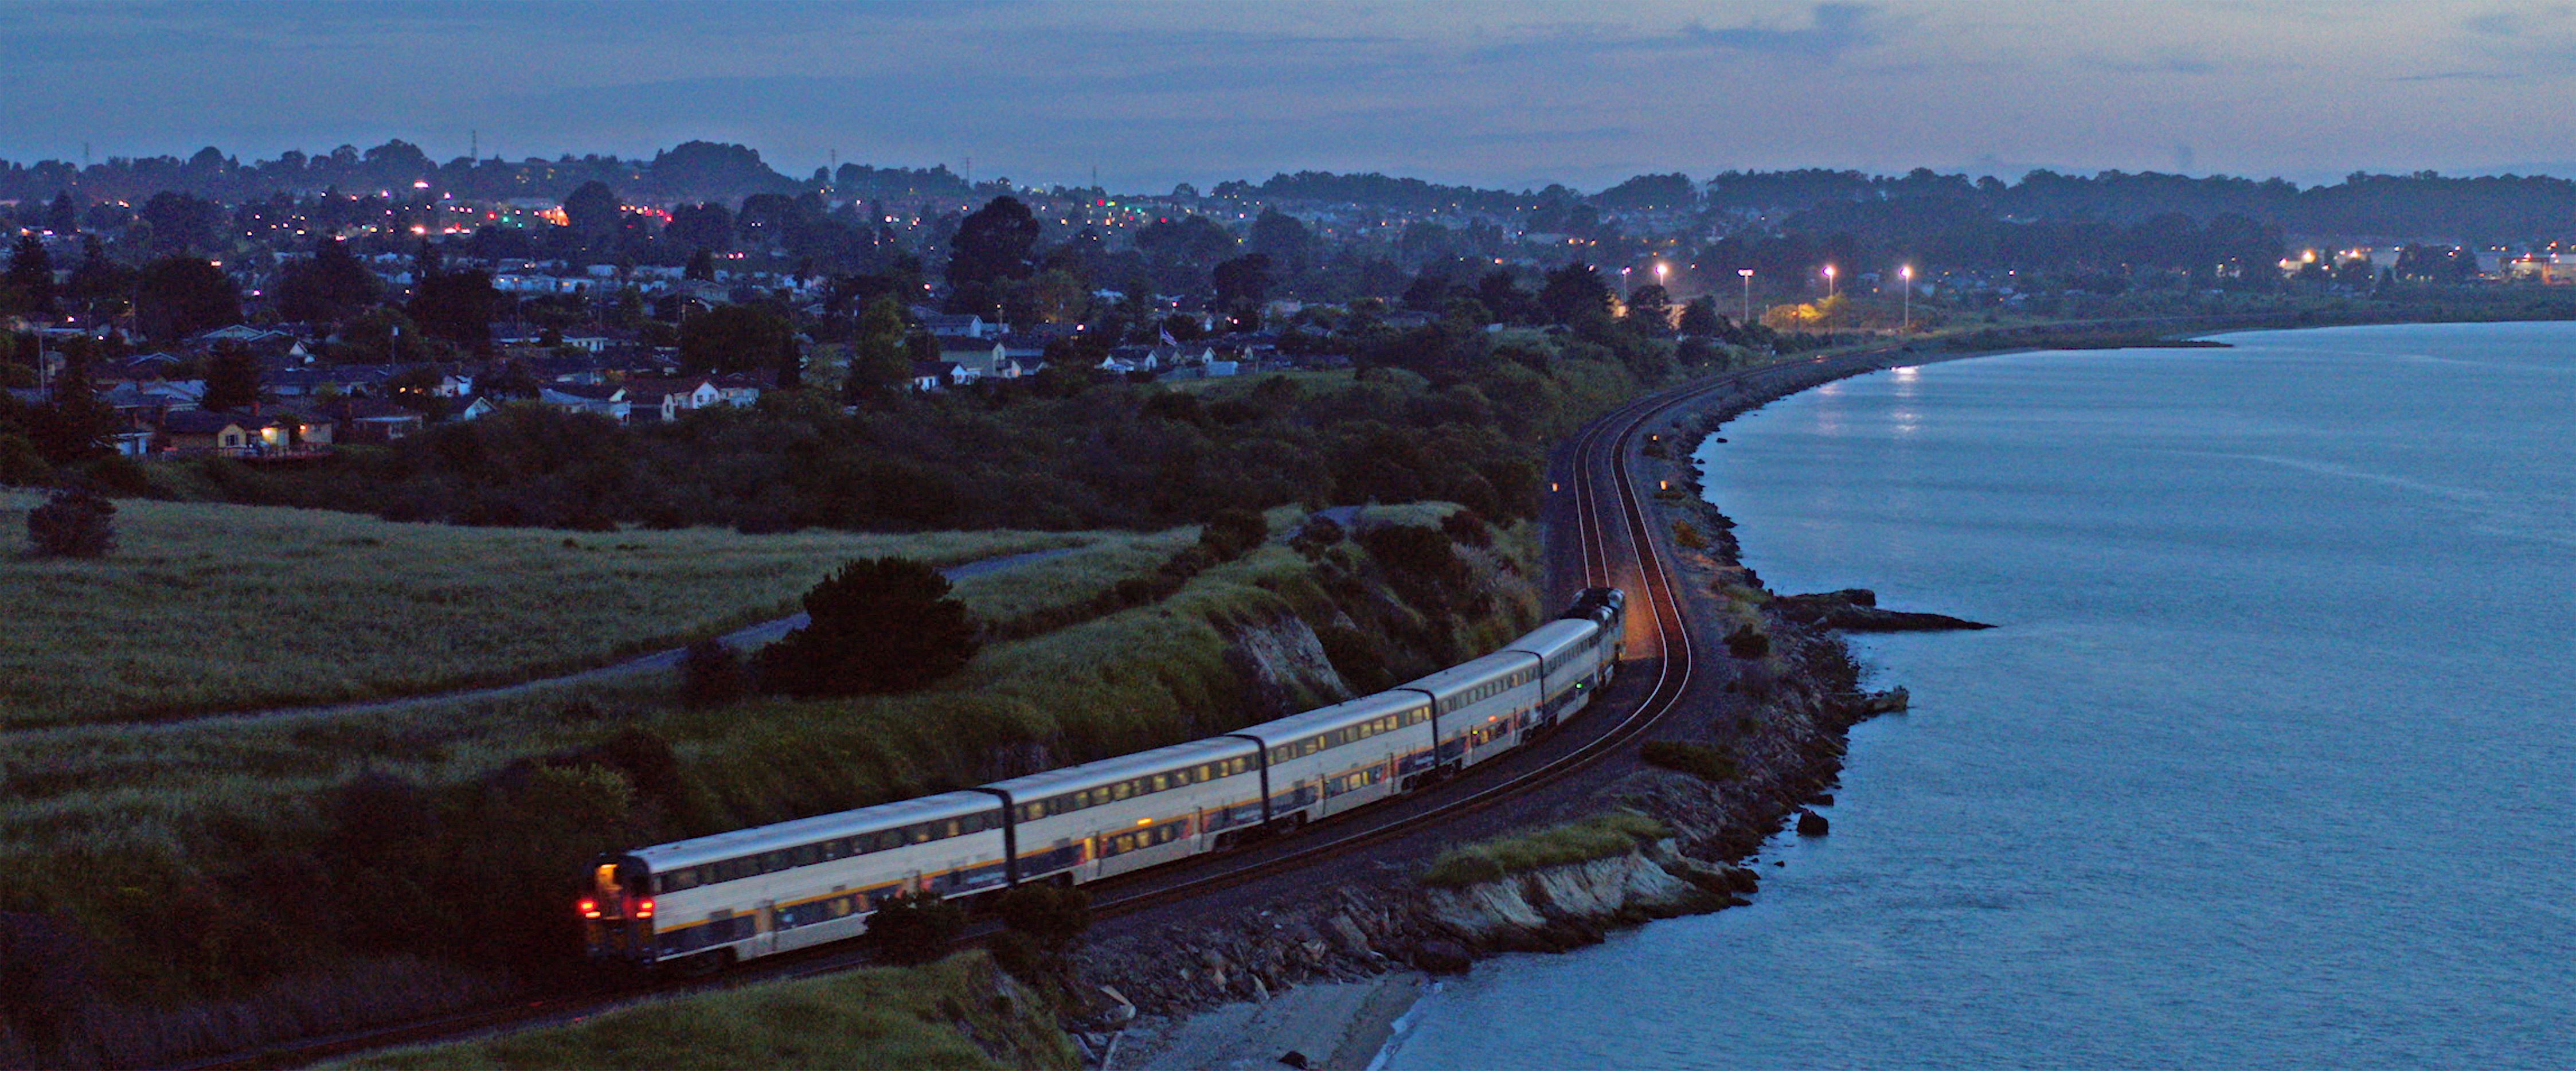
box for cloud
[1681,3,1887,61]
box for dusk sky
[5,1,2574,190]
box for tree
[1537,263,1611,325]
[274,237,379,323]
[1211,253,1273,315]
[562,180,621,237]
[864,890,965,965]
[683,248,717,281]
[27,488,115,558]
[667,201,734,252]
[30,354,112,465]
[409,269,501,350]
[944,196,1041,315]
[1677,296,1723,335]
[1624,284,1674,335]
[679,303,793,376]
[841,296,913,403]
[132,256,241,341]
[1248,208,1317,275]
[202,345,262,412]
[2,236,54,315]
[756,557,979,696]
[65,236,130,313]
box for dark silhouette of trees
[2,236,53,315]
[27,488,116,558]
[678,303,793,376]
[1624,284,1673,335]
[756,557,979,697]
[667,201,734,252]
[1678,296,1723,335]
[132,256,240,341]
[863,891,965,964]
[274,237,378,323]
[944,196,1041,316]
[996,885,1092,952]
[409,268,501,351]
[1211,253,1272,319]
[1538,263,1611,325]
[561,181,620,238]
[201,345,261,412]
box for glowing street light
[1900,264,1914,330]
[1655,262,1669,287]
[1737,268,1754,323]
[1823,264,1838,299]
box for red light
[636,898,656,918]
[578,898,600,919]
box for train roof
[630,790,1000,870]
[1230,689,1428,747]
[1397,648,1542,700]
[1507,619,1600,661]
[980,736,1258,803]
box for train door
[753,900,776,956]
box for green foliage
[1672,520,1706,550]
[756,557,980,697]
[26,488,114,558]
[1640,740,1743,782]
[681,639,749,708]
[347,952,1076,1070]
[1418,812,1669,888]
[1725,623,1771,659]
[132,256,240,342]
[995,885,1091,952]
[0,432,47,486]
[679,303,793,376]
[865,891,967,966]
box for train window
[791,845,817,867]
[941,819,960,839]
[1151,773,1168,792]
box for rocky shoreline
[1063,363,1953,1068]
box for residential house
[320,398,427,444]
[935,337,1015,378]
[624,377,724,423]
[921,313,998,339]
[909,360,962,392]
[538,384,631,423]
[159,409,284,456]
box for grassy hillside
[344,953,1076,1070]
[0,502,1542,1065]
[0,491,1093,727]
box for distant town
[6,139,2576,475]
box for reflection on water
[1381,322,2576,1070]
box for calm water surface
[1378,322,2576,1069]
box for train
[581,587,1628,970]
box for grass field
[1418,811,1670,888]
[343,952,1076,1070]
[0,491,1096,728]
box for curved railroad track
[188,349,1930,1069]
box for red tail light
[636,898,656,919]
[578,898,600,919]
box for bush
[1440,508,1492,548]
[1199,507,1269,559]
[26,488,115,558]
[996,885,1091,952]
[1724,623,1770,659]
[1672,520,1706,550]
[756,557,979,696]
[986,929,1045,983]
[0,432,45,486]
[681,639,749,708]
[1640,740,1742,782]
[866,891,965,966]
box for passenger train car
[584,587,1627,969]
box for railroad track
[191,350,1930,1070]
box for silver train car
[584,587,1627,969]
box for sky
[3,0,2573,191]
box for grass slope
[1418,811,1670,888]
[343,952,1076,1070]
[0,491,1090,727]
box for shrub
[0,432,46,486]
[1199,507,1269,559]
[1419,812,1668,888]
[986,930,1045,983]
[996,885,1092,952]
[1672,520,1706,550]
[1640,740,1742,782]
[756,557,979,696]
[1290,514,1345,556]
[866,891,966,965]
[1440,508,1492,548]
[26,488,115,558]
[1724,623,1770,659]
[681,639,749,708]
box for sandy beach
[1112,972,1430,1071]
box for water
[1379,323,2576,1069]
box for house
[909,360,961,392]
[454,396,502,421]
[710,373,767,408]
[935,337,1013,377]
[624,377,724,423]
[159,409,285,456]
[921,313,997,339]
[320,398,427,443]
[1100,345,1162,375]
[538,384,631,423]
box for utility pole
[470,129,478,159]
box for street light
[1738,268,1753,323]
[1900,264,1914,330]
[1823,264,1837,299]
